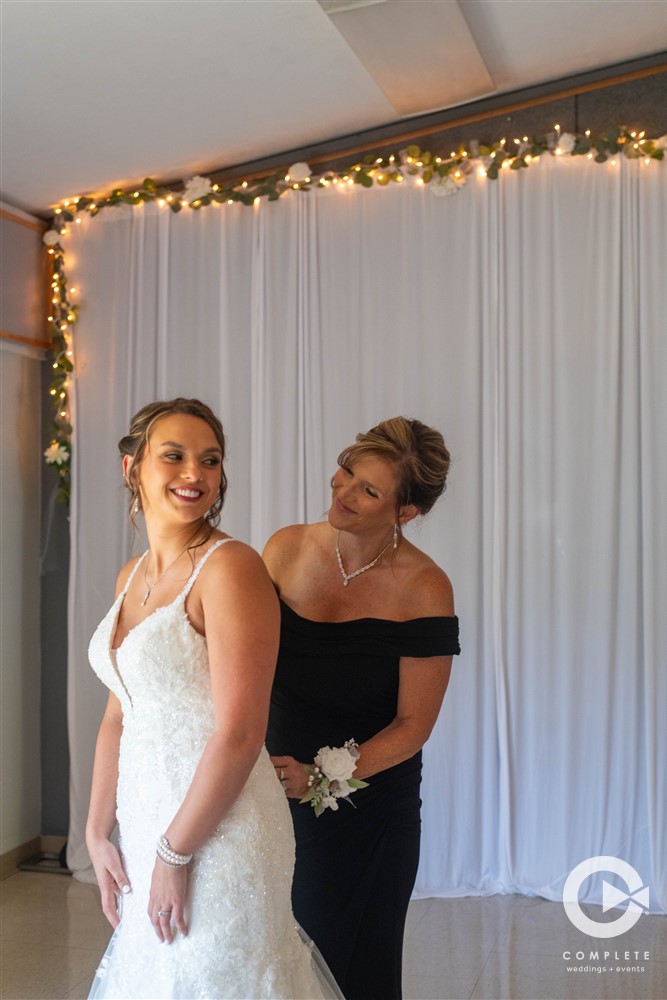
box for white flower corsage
[300,739,368,817]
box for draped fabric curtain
[65,157,666,911]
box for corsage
[300,739,369,817]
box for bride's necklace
[141,541,193,606]
[335,531,394,588]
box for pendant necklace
[335,531,395,587]
[141,541,194,606]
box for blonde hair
[118,398,227,530]
[337,416,450,515]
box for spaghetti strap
[121,551,148,597]
[180,537,235,600]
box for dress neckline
[278,597,457,627]
[111,538,231,652]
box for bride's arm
[148,542,280,942]
[86,691,131,928]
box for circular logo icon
[563,856,649,938]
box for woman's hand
[270,755,309,799]
[88,838,131,929]
[148,858,189,944]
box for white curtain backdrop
[65,156,666,911]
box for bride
[86,398,340,999]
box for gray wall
[0,206,45,853]
[40,387,70,837]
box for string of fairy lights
[43,125,665,502]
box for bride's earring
[393,523,399,549]
[133,497,140,515]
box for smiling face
[329,455,409,535]
[126,413,223,526]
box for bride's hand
[270,755,309,799]
[149,858,189,944]
[88,838,131,929]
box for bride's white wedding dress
[88,539,340,1000]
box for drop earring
[393,523,399,549]
[133,497,140,515]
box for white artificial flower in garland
[183,175,213,203]
[43,230,61,246]
[431,174,463,197]
[557,132,577,154]
[44,441,69,466]
[287,161,311,183]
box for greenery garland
[43,125,665,502]
[43,237,76,502]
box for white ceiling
[1,0,666,216]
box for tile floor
[1,871,665,999]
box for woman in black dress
[265,417,460,1000]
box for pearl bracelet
[156,835,193,867]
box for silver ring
[279,768,285,781]
[158,909,172,917]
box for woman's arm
[352,653,453,778]
[86,560,139,927]
[148,542,280,941]
[86,690,131,927]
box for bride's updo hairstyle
[119,398,227,530]
[337,416,450,518]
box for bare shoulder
[198,538,269,588]
[114,554,144,599]
[262,522,322,578]
[262,523,311,559]
[404,549,455,618]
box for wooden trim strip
[0,329,51,350]
[0,208,46,234]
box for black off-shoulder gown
[266,600,460,1000]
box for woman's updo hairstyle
[119,398,227,530]
[337,416,450,517]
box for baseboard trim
[1,837,41,880]
[0,835,67,880]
